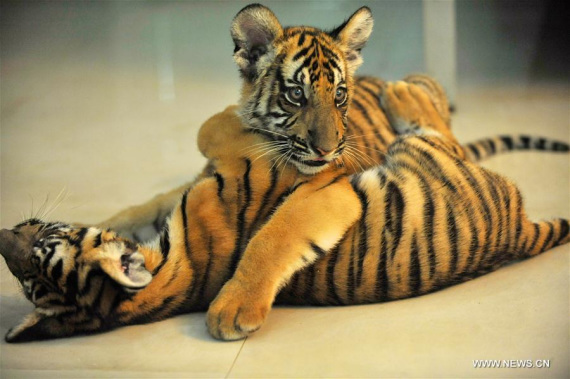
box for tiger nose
[315,147,335,157]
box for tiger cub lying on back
[1,81,568,342]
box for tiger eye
[287,86,304,103]
[335,87,347,105]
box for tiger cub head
[0,219,152,342]
[231,4,373,174]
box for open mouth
[301,159,328,167]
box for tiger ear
[97,243,152,293]
[330,7,374,74]
[231,4,283,81]
[100,250,152,293]
[5,311,66,342]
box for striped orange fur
[97,5,567,244]
[1,81,568,342]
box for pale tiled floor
[1,2,569,378]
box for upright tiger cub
[97,4,568,243]
[1,81,568,342]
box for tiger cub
[97,4,568,243]
[1,81,568,342]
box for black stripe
[376,233,389,301]
[557,219,570,244]
[357,85,381,106]
[352,98,375,126]
[161,261,180,289]
[293,46,312,61]
[493,176,510,254]
[385,182,404,260]
[391,142,459,194]
[160,228,171,258]
[465,209,480,273]
[303,265,317,303]
[487,139,496,154]
[354,186,368,288]
[297,32,306,46]
[127,295,178,324]
[526,224,541,255]
[153,217,163,234]
[65,270,78,300]
[288,272,301,298]
[500,135,514,150]
[452,159,494,269]
[513,190,524,250]
[467,144,481,161]
[326,244,343,305]
[181,189,191,257]
[92,232,102,248]
[346,227,358,303]
[310,242,327,259]
[92,278,110,313]
[70,228,88,248]
[540,222,555,252]
[196,237,214,311]
[78,269,101,296]
[534,138,547,150]
[503,183,512,251]
[250,166,279,235]
[553,142,570,151]
[228,159,253,274]
[409,235,421,295]
[33,285,48,301]
[315,173,345,192]
[51,259,63,283]
[481,170,503,252]
[151,227,171,276]
[42,242,59,271]
[214,173,225,200]
[422,181,437,279]
[446,203,459,275]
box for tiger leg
[97,165,213,242]
[381,81,463,154]
[402,74,451,127]
[206,171,362,340]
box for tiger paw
[206,279,271,341]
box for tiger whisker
[239,140,288,153]
[269,150,289,172]
[345,132,386,140]
[35,193,51,220]
[345,140,387,155]
[248,145,287,159]
[342,149,366,173]
[280,151,294,177]
[344,146,374,167]
[240,141,288,155]
[43,188,68,220]
[250,146,287,165]
[345,143,381,166]
[341,154,358,174]
[244,125,289,139]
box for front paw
[206,279,271,341]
